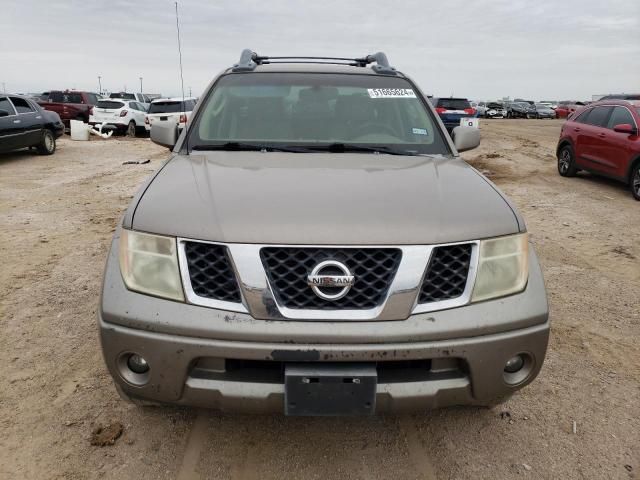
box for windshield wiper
[191,142,311,153]
[306,143,417,156]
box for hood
[131,152,521,245]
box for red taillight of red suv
[465,108,476,115]
[120,110,128,117]
[179,114,187,123]
[435,107,446,114]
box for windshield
[487,103,503,108]
[149,101,183,114]
[97,100,124,109]
[188,73,450,155]
[535,104,549,109]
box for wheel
[557,144,577,177]
[126,121,136,137]
[631,162,640,201]
[36,129,56,155]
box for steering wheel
[350,122,398,139]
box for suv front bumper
[99,238,549,413]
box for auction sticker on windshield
[367,88,416,98]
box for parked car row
[88,97,197,136]
[29,88,199,138]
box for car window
[584,106,612,127]
[606,107,635,129]
[149,101,183,114]
[574,109,591,123]
[87,93,100,105]
[437,98,471,110]
[189,72,450,155]
[97,100,125,110]
[50,92,84,103]
[0,96,17,115]
[10,97,35,114]
[110,93,136,100]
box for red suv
[556,100,640,200]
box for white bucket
[70,120,90,141]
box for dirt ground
[1,121,638,480]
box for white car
[145,97,197,133]
[89,99,148,136]
[474,101,488,117]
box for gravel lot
[1,120,638,479]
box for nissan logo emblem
[306,260,355,301]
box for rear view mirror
[613,123,637,135]
[0,109,9,118]
[150,122,179,150]
[452,126,481,152]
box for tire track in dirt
[177,411,211,480]
[399,416,438,479]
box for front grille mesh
[184,242,242,303]
[260,247,402,310]
[418,244,472,304]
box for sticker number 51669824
[367,88,417,99]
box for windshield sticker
[412,128,428,135]
[367,88,416,99]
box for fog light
[504,355,525,373]
[127,354,149,374]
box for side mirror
[452,126,481,152]
[0,109,9,117]
[150,122,179,149]
[613,123,637,135]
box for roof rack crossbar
[231,50,397,74]
[260,60,361,67]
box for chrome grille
[183,242,242,303]
[260,247,402,310]
[418,244,472,304]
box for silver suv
[99,50,549,415]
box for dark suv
[556,100,640,200]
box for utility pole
[98,76,102,95]
[189,86,192,97]
[139,77,143,93]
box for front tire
[126,121,136,137]
[36,129,56,155]
[558,145,577,177]
[631,162,640,201]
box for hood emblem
[307,260,355,301]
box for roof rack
[232,49,397,75]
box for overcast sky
[1,0,638,101]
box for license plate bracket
[284,363,377,416]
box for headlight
[119,229,184,301]
[472,233,529,302]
